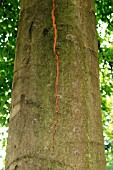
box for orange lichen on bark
[51,0,59,155]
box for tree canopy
[0,0,113,169]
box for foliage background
[0,0,113,169]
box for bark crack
[51,0,60,159]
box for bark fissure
[51,0,60,156]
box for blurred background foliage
[0,0,20,169]
[95,0,113,169]
[0,0,113,169]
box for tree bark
[5,0,106,169]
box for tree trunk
[5,0,106,169]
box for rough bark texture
[5,0,106,169]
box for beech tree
[5,0,106,169]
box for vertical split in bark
[51,0,60,159]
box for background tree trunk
[5,0,106,169]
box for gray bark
[5,0,106,169]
